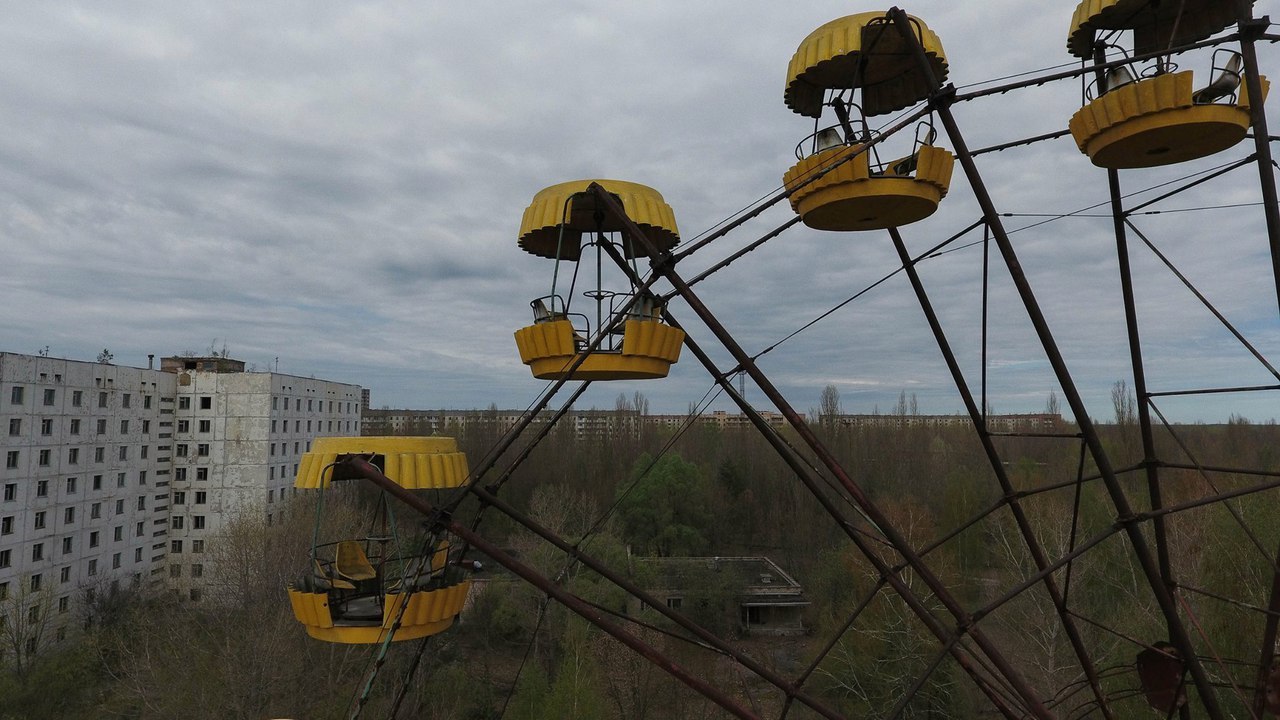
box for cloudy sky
[1,2,1276,422]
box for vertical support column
[889,227,1114,719]
[1235,2,1280,315]
[885,7,1221,716]
[587,185,1055,719]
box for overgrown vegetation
[2,393,1277,718]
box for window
[199,396,211,410]
[94,447,104,463]
[30,574,41,592]
[134,548,142,562]
[170,564,181,578]
[43,388,55,406]
[122,393,131,408]
[134,522,143,537]
[171,516,184,530]
[71,390,82,407]
[269,466,275,480]
[293,442,299,454]
[198,419,210,433]
[196,444,209,457]
[138,470,146,484]
[140,446,148,460]
[142,420,150,433]
[112,553,121,569]
[144,395,152,409]
[92,502,102,519]
[31,543,43,561]
[0,550,8,568]
[58,596,69,614]
[96,418,107,435]
[59,566,69,583]
[0,516,11,535]
[113,500,122,515]
[113,526,122,542]
[306,420,312,432]
[69,419,79,435]
[2,484,13,502]
[178,397,190,410]
[6,450,18,468]
[33,511,45,529]
[35,481,47,498]
[116,472,125,488]
[67,448,78,465]
[0,582,6,600]
[40,418,53,435]
[118,446,128,461]
[63,507,74,524]
[268,489,274,503]
[195,491,206,505]
[294,420,300,432]
[171,540,182,553]
[136,496,145,511]
[28,606,39,624]
[7,418,19,436]
[10,386,23,404]
[65,477,76,494]
[38,449,50,466]
[193,516,205,530]
[98,391,108,408]
[270,420,276,433]
[174,468,186,482]
[177,420,189,433]
[295,399,301,411]
[195,468,208,481]
[191,564,203,578]
[89,531,99,548]
[173,491,185,505]
[92,475,102,491]
[191,539,204,553]
[307,399,313,411]
[175,444,188,457]
[62,537,72,555]
[119,419,128,434]
[87,559,97,576]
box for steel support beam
[587,184,1053,718]
[343,456,761,720]
[886,6,1222,714]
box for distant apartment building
[0,351,360,662]
[363,405,1022,440]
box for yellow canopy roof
[295,436,469,490]
[1067,0,1247,58]
[517,179,679,260]
[784,11,948,118]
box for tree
[820,384,842,426]
[95,349,113,364]
[615,454,711,557]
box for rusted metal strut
[586,182,1053,718]
[341,456,762,720]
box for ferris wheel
[290,3,1280,718]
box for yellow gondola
[782,11,955,232]
[514,179,685,381]
[1067,0,1267,169]
[286,437,473,645]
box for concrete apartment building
[0,351,361,662]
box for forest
[2,388,1278,719]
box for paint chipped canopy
[295,436,469,490]
[1068,0,1250,58]
[784,11,948,118]
[517,179,679,261]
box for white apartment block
[0,352,361,664]
[162,357,361,600]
